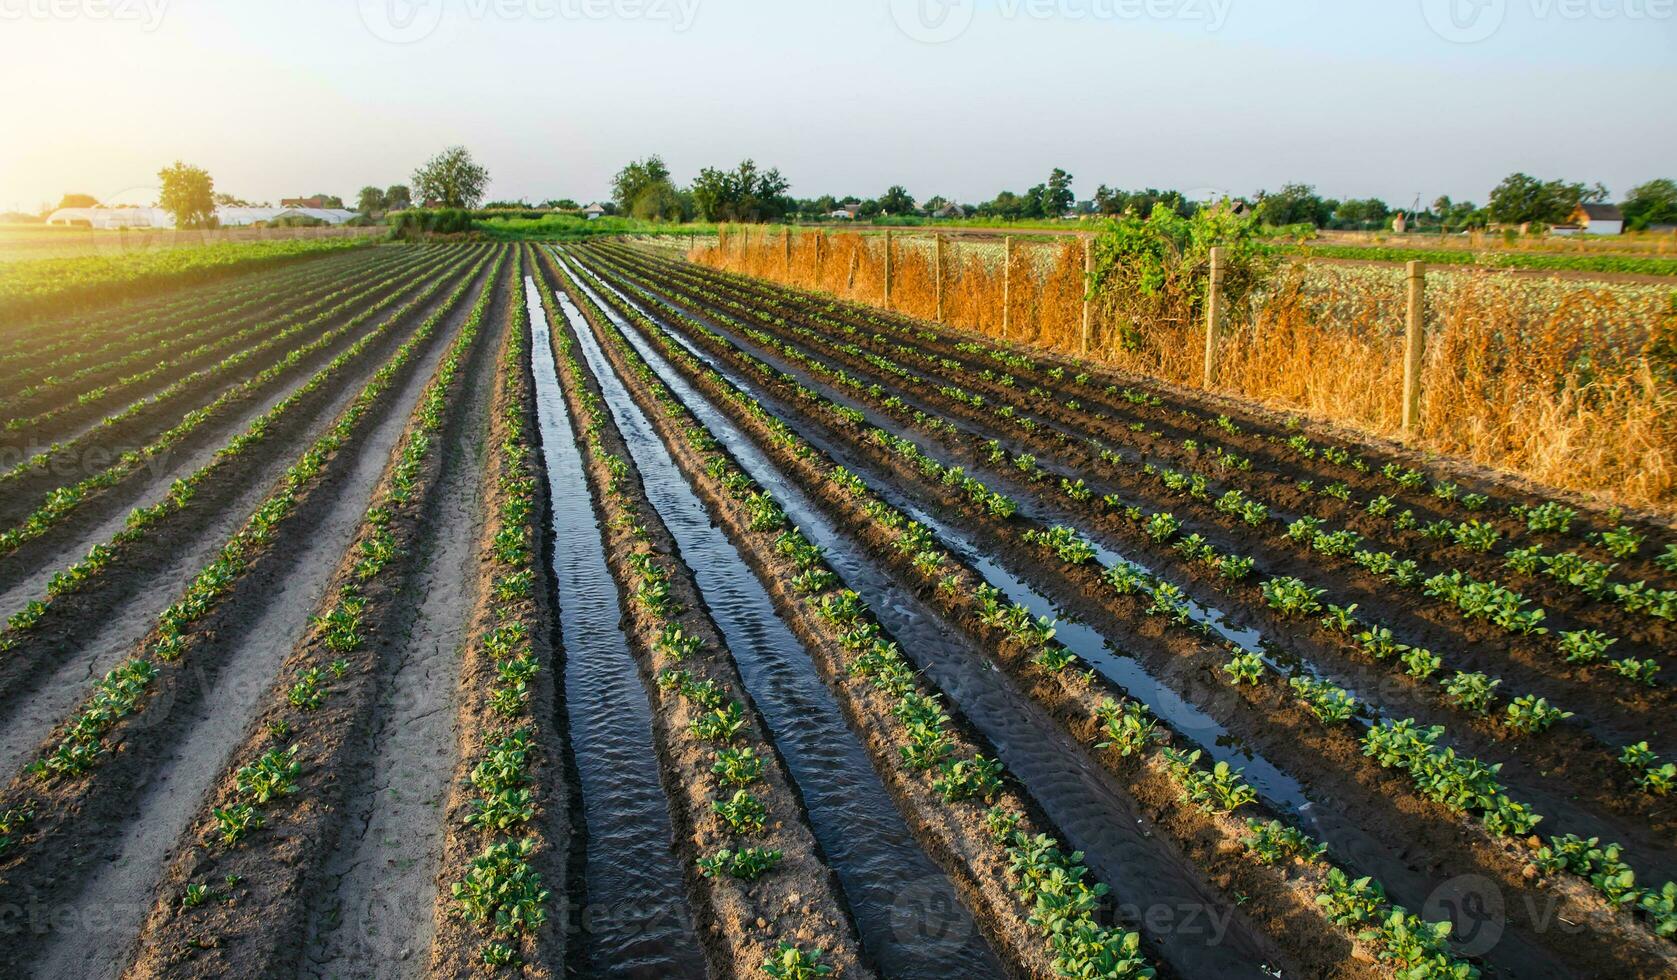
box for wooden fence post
[883,229,894,309]
[1202,246,1226,387]
[783,227,792,277]
[1080,235,1093,357]
[1002,235,1013,340]
[1403,261,1426,434]
[934,234,946,323]
[816,230,825,282]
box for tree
[879,185,916,215]
[307,193,345,209]
[1623,179,1677,230]
[56,193,98,210]
[1038,168,1075,217]
[412,146,489,209]
[384,184,413,211]
[1333,198,1390,229]
[1487,173,1596,226]
[1094,186,1192,218]
[540,198,581,211]
[613,156,683,220]
[357,186,387,214]
[977,190,1028,220]
[157,161,216,229]
[1253,183,1333,227]
[690,159,791,223]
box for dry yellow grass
[694,228,1675,516]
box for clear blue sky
[1,0,1672,212]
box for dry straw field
[697,227,1675,516]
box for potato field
[0,239,1673,980]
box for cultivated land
[0,237,1673,979]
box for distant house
[583,203,607,221]
[1553,203,1624,236]
[280,195,338,209]
[828,208,853,220]
[931,203,963,219]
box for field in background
[0,235,376,321]
[695,227,1676,514]
[0,223,382,263]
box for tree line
[51,146,1677,235]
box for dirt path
[0,258,487,778]
[530,276,707,978]
[295,277,502,979]
[16,269,491,980]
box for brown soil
[538,250,872,979]
[428,249,573,977]
[0,255,498,976]
[571,246,1677,978]
[122,253,506,979]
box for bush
[1089,202,1275,351]
[387,207,474,239]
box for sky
[1,0,1673,213]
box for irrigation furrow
[583,243,1675,771]
[597,242,1676,648]
[566,246,1677,980]
[525,267,705,977]
[534,253,1001,979]
[551,248,1297,978]
[575,246,1677,846]
[622,242,1677,568]
[428,253,576,976]
[538,257,873,978]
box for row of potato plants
[707,242,1675,565]
[551,248,1158,979]
[0,248,489,665]
[0,244,385,375]
[433,250,567,973]
[0,245,417,422]
[0,236,372,326]
[585,247,1665,718]
[128,246,505,975]
[0,250,496,877]
[604,244,1675,590]
[0,246,479,558]
[596,245,1671,652]
[534,256,865,979]
[0,246,458,477]
[593,251,1677,944]
[579,250,1636,753]
[586,261,1677,959]
[0,248,436,454]
[563,249,1477,979]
